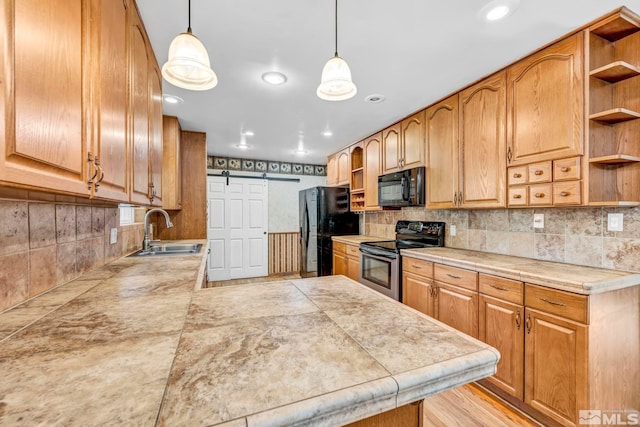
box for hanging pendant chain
[334,0,339,56]
[187,0,192,33]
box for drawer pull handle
[560,166,570,172]
[513,173,522,178]
[535,192,545,198]
[513,194,522,199]
[489,284,508,291]
[560,191,569,197]
[534,170,544,175]
[411,264,421,269]
[515,310,521,330]
[446,273,461,279]
[540,297,566,307]
[526,314,532,334]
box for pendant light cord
[187,0,192,33]
[334,0,338,56]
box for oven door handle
[360,247,398,260]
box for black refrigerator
[299,186,359,277]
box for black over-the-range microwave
[378,166,425,207]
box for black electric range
[359,221,445,301]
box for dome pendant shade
[161,30,217,91]
[317,54,357,101]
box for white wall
[207,169,325,233]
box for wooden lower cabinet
[333,241,360,282]
[436,283,478,338]
[403,272,435,318]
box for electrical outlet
[533,213,544,229]
[607,213,624,232]
[110,227,117,244]
[450,225,457,236]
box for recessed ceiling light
[321,130,333,137]
[479,0,519,21]
[162,94,183,104]
[365,94,385,103]
[235,143,249,150]
[261,71,287,85]
[243,130,255,136]
[295,149,308,155]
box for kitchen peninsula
[0,244,498,427]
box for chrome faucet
[143,208,174,250]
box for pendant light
[317,0,357,101]
[161,0,217,91]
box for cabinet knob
[513,194,522,199]
[559,191,569,197]
[560,166,570,172]
[534,170,544,176]
[534,192,545,198]
[513,173,522,178]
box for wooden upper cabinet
[336,148,350,186]
[326,153,338,186]
[425,95,459,209]
[459,71,507,208]
[129,16,151,205]
[149,64,163,206]
[507,33,584,166]
[363,133,382,210]
[90,0,129,202]
[162,116,182,210]
[401,110,425,169]
[0,0,89,195]
[381,123,401,174]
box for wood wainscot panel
[268,232,300,275]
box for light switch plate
[533,213,544,229]
[607,213,624,232]
[110,227,117,244]
[450,225,457,236]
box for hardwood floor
[203,276,541,426]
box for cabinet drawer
[553,181,581,205]
[333,241,346,254]
[435,264,478,291]
[527,161,552,183]
[528,184,552,205]
[508,186,528,206]
[553,157,580,181]
[403,258,433,278]
[525,284,588,324]
[346,244,360,258]
[508,166,528,185]
[479,274,523,305]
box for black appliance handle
[303,203,310,251]
[401,175,410,201]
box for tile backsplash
[0,198,144,311]
[364,206,640,273]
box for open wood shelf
[589,108,640,124]
[590,61,640,83]
[589,154,640,164]
[591,14,640,41]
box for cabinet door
[337,149,350,186]
[332,251,347,276]
[425,95,459,209]
[435,282,478,338]
[346,256,360,282]
[507,33,584,166]
[90,0,129,201]
[363,133,382,210]
[0,0,89,195]
[403,272,435,317]
[525,308,587,427]
[479,294,524,399]
[401,110,425,170]
[149,64,163,206]
[326,154,337,186]
[129,17,151,205]
[459,72,507,208]
[162,116,182,210]
[381,123,401,174]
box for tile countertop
[332,235,387,244]
[402,247,640,295]
[0,241,499,427]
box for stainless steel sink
[128,243,203,257]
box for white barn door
[207,176,268,281]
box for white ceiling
[136,0,640,165]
